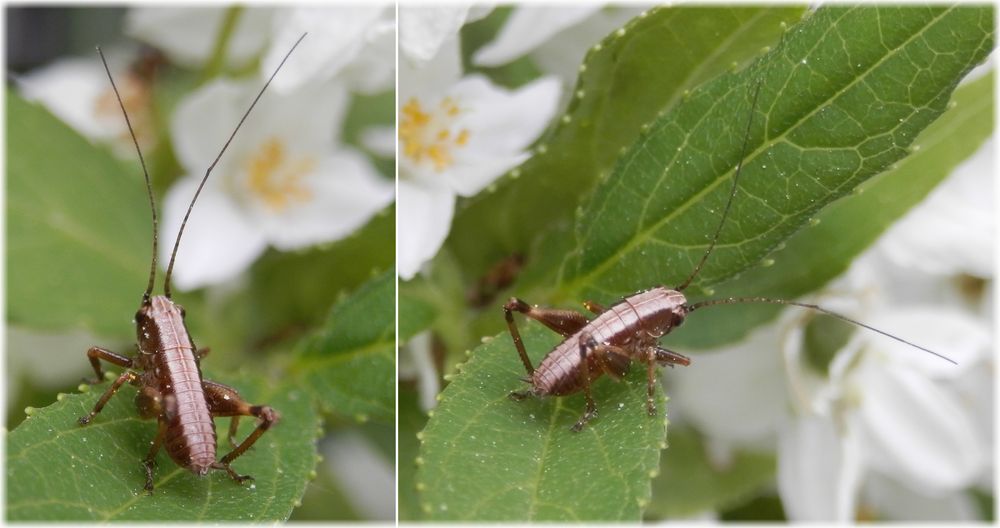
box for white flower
[16,56,156,157]
[472,5,650,86]
[162,78,393,290]
[263,6,395,94]
[398,5,492,66]
[397,35,561,279]
[665,124,994,519]
[125,7,273,68]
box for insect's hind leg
[203,379,280,484]
[504,297,592,377]
[84,346,133,384]
[78,370,139,425]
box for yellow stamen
[245,138,316,212]
[399,96,472,172]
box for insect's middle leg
[202,379,280,484]
[142,419,167,494]
[571,334,601,432]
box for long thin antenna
[675,79,764,292]
[686,296,957,365]
[98,47,158,303]
[163,33,306,298]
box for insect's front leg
[645,346,690,417]
[84,346,133,384]
[78,370,139,425]
[654,346,690,367]
[202,379,280,484]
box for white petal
[858,364,985,492]
[360,125,396,158]
[876,137,994,277]
[252,149,394,251]
[399,6,471,66]
[531,6,649,87]
[777,415,861,521]
[473,6,600,66]
[16,58,113,140]
[863,471,980,521]
[398,179,454,280]
[323,430,394,521]
[170,80,245,170]
[668,324,788,446]
[398,34,462,101]
[866,308,990,377]
[171,78,347,173]
[159,177,267,291]
[446,75,562,196]
[125,7,272,68]
[264,6,389,93]
[338,16,397,93]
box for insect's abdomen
[148,296,216,475]
[532,287,687,396]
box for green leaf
[417,323,667,521]
[6,372,318,521]
[449,6,806,275]
[646,427,775,519]
[290,270,395,423]
[560,6,994,305]
[7,92,150,339]
[668,61,995,349]
[397,386,428,521]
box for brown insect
[504,79,955,432]
[76,34,306,493]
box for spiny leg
[571,334,600,432]
[84,346,133,384]
[594,343,631,380]
[78,370,138,425]
[503,298,536,376]
[202,380,241,447]
[647,347,691,417]
[203,379,280,484]
[504,297,592,378]
[645,348,658,416]
[142,419,167,494]
[654,346,691,367]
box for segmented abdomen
[532,287,686,396]
[148,295,216,475]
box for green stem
[201,6,244,82]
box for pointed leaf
[289,270,395,423]
[6,372,318,521]
[560,6,994,304]
[449,6,806,274]
[417,323,667,521]
[7,93,149,339]
[670,60,995,349]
